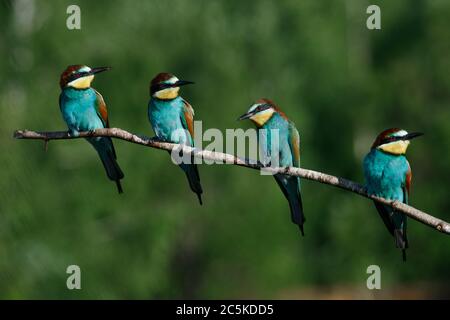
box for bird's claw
[260,161,272,168]
[150,136,166,143]
[68,130,80,138]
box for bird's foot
[258,160,272,168]
[68,129,80,138]
[150,136,167,143]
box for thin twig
[13,128,450,235]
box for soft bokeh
[0,0,449,299]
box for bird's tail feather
[394,229,408,262]
[179,162,203,205]
[92,137,124,194]
[167,150,203,204]
[373,202,408,262]
[287,190,305,236]
[275,174,305,235]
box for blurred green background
[0,0,449,299]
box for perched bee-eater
[148,72,203,204]
[363,128,423,261]
[59,65,124,193]
[238,99,305,235]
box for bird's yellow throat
[69,75,94,89]
[379,140,410,155]
[154,87,180,100]
[250,109,275,127]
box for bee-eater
[238,99,305,235]
[363,128,423,261]
[59,65,124,193]
[148,72,203,204]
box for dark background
[0,0,449,299]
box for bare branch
[13,128,450,235]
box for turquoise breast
[363,149,409,201]
[60,88,103,132]
[259,113,292,167]
[148,97,191,145]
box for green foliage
[0,0,449,298]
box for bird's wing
[287,122,300,168]
[400,162,411,249]
[181,98,195,143]
[93,89,118,158]
[93,89,109,128]
[403,162,412,205]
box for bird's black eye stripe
[151,83,172,94]
[380,136,400,145]
[161,83,174,89]
[67,72,90,83]
[256,104,271,112]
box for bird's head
[150,72,194,100]
[371,128,423,155]
[60,65,110,89]
[238,98,285,127]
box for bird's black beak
[404,132,424,140]
[91,66,111,75]
[174,80,194,87]
[237,111,254,121]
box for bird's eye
[381,136,397,144]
